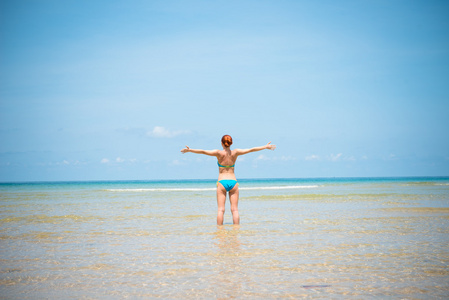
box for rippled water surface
[1,178,449,298]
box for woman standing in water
[181,135,276,225]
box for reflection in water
[214,225,241,250]
[212,225,245,299]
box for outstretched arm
[181,146,219,157]
[235,142,276,156]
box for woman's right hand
[266,142,276,150]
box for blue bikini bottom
[217,180,238,192]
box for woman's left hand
[181,146,190,153]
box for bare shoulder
[233,149,245,156]
[210,149,221,155]
[215,149,226,157]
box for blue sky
[1,0,448,181]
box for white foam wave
[242,185,319,190]
[106,185,319,192]
[106,188,216,192]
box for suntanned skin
[181,140,276,225]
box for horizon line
[1,175,449,184]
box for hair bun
[221,135,233,147]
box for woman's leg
[216,185,227,225]
[229,186,240,225]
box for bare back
[217,149,238,180]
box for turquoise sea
[1,177,449,299]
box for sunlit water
[1,178,448,298]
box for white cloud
[330,153,343,161]
[101,157,137,164]
[147,126,190,138]
[305,154,320,161]
[253,155,298,162]
[305,153,357,162]
[279,156,296,161]
[170,159,183,166]
[255,154,269,161]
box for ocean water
[1,177,448,299]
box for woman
[181,135,276,225]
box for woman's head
[221,135,233,148]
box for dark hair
[221,135,233,147]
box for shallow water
[1,178,449,298]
